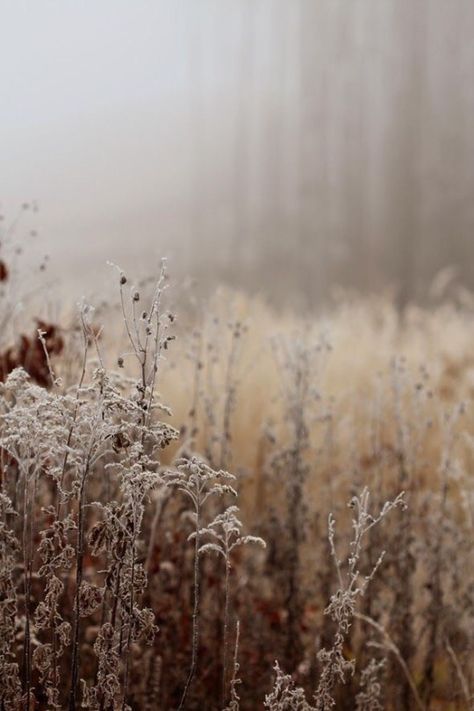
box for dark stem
[178,501,201,710]
[222,559,231,707]
[21,466,33,711]
[68,451,92,711]
[121,534,137,710]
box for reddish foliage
[0,320,64,387]
[0,259,8,282]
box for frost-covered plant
[0,263,181,711]
[223,620,242,711]
[264,661,314,711]
[354,613,425,711]
[78,266,179,711]
[34,509,76,708]
[421,402,465,707]
[269,334,327,671]
[217,320,244,470]
[67,368,130,711]
[314,488,405,710]
[355,659,385,711]
[0,367,79,709]
[265,489,405,711]
[164,456,237,708]
[196,314,244,470]
[387,357,420,707]
[0,491,22,710]
[197,505,265,704]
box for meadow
[0,255,473,710]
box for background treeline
[176,0,474,307]
[3,1,474,307]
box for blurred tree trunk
[340,0,371,291]
[297,0,331,305]
[386,0,425,313]
[230,2,255,272]
[186,7,207,272]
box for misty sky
[1,2,248,287]
[2,2,474,303]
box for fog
[1,1,474,305]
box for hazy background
[1,1,474,307]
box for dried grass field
[1,258,474,710]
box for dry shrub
[1,269,474,710]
